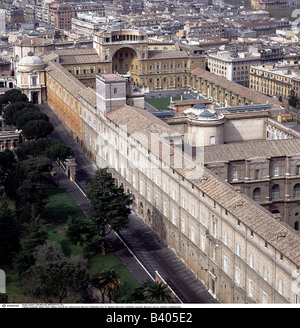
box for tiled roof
[148,50,188,60]
[106,104,177,139]
[204,138,300,163]
[52,49,101,65]
[78,87,97,107]
[15,37,53,46]
[191,67,281,109]
[45,61,86,96]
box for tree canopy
[13,217,49,276]
[0,195,20,265]
[22,120,54,140]
[0,89,28,107]
[67,168,133,255]
[22,241,89,303]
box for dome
[193,101,206,109]
[18,52,45,68]
[199,108,217,118]
[183,106,220,121]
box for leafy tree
[141,280,173,304]
[92,269,122,303]
[54,30,62,40]
[288,90,299,108]
[0,196,20,265]
[13,216,48,276]
[45,140,74,186]
[4,162,27,200]
[67,168,133,255]
[0,149,16,186]
[3,101,35,126]
[15,109,49,130]
[0,89,28,107]
[45,141,74,161]
[33,240,65,265]
[21,120,54,140]
[16,156,52,219]
[22,255,89,303]
[16,138,71,161]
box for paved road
[39,103,218,304]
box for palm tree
[96,269,122,303]
[142,280,173,303]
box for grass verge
[145,96,184,111]
[5,187,140,303]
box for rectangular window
[132,174,136,188]
[213,221,217,237]
[210,136,216,145]
[163,202,167,216]
[181,195,185,208]
[224,231,228,246]
[191,227,195,242]
[224,256,228,273]
[236,242,240,256]
[278,279,283,295]
[235,267,240,285]
[172,210,176,225]
[147,187,151,201]
[201,235,205,251]
[163,181,167,192]
[201,213,206,227]
[263,266,268,281]
[233,170,238,181]
[249,279,254,298]
[255,169,259,180]
[191,204,196,217]
[114,88,118,95]
[249,254,254,269]
[263,292,268,304]
[155,195,159,208]
[140,181,143,196]
[172,188,176,201]
[181,218,185,233]
[212,247,216,261]
[274,166,279,176]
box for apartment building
[207,51,261,87]
[249,64,300,100]
[48,1,74,30]
[71,14,105,36]
[184,20,224,41]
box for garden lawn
[145,96,184,111]
[6,187,140,303]
[44,187,141,301]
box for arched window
[294,184,300,198]
[253,188,261,202]
[272,185,280,199]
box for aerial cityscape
[1,0,300,308]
